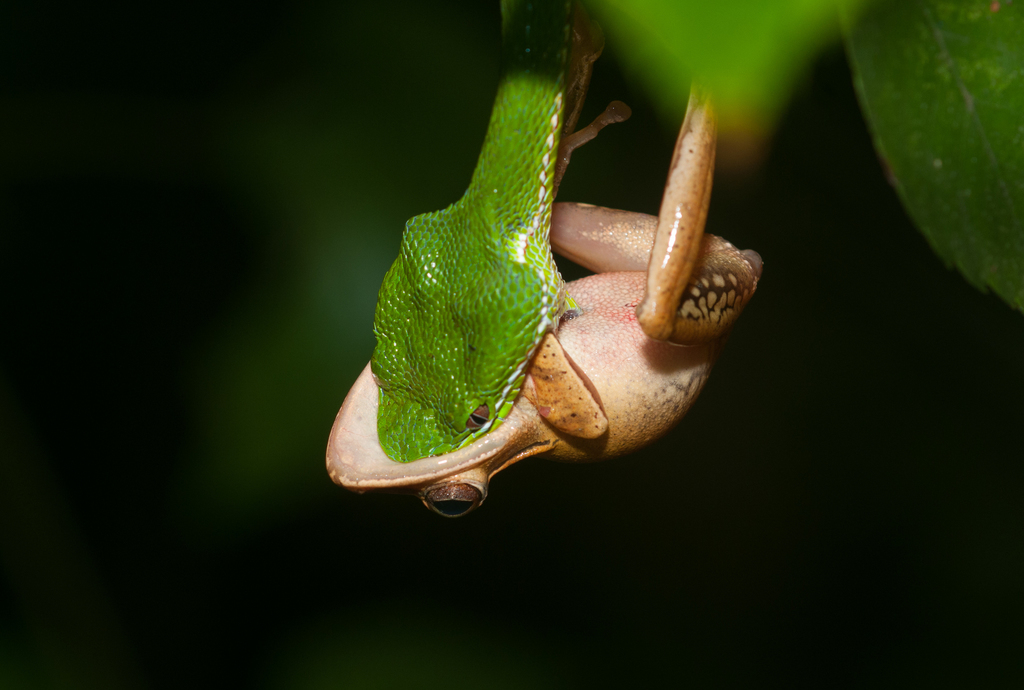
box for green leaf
[845,0,1024,312]
[588,0,873,130]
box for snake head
[370,203,560,462]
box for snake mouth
[422,482,484,517]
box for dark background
[2,1,1022,688]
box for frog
[327,90,761,516]
[328,2,762,516]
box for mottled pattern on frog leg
[550,202,657,272]
[671,235,763,346]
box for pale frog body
[328,88,761,516]
[328,3,761,515]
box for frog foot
[553,100,632,198]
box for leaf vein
[920,2,1021,233]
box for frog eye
[424,483,482,517]
[465,404,490,430]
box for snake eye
[465,404,490,430]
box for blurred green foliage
[589,0,875,129]
[262,607,565,690]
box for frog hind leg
[634,86,717,341]
[553,101,632,199]
[549,205,762,345]
[552,2,631,199]
[668,235,761,346]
